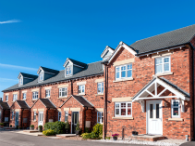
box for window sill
[22,99,26,100]
[168,118,183,121]
[96,94,104,96]
[113,77,134,83]
[112,117,134,120]
[32,99,38,101]
[45,97,50,98]
[154,72,173,77]
[58,96,67,99]
[77,93,85,96]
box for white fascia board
[101,46,114,58]
[63,59,70,67]
[73,64,85,68]
[108,41,137,64]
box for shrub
[44,121,66,134]
[85,128,90,133]
[10,125,12,127]
[30,125,34,128]
[76,123,80,131]
[81,123,103,139]
[39,125,42,128]
[0,123,4,126]
[43,129,56,136]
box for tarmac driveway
[0,131,152,146]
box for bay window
[155,56,170,74]
[115,64,132,80]
[115,102,132,117]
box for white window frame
[97,82,104,94]
[45,90,50,98]
[171,100,180,118]
[33,111,36,121]
[65,111,68,122]
[66,66,72,76]
[58,112,61,121]
[13,94,17,101]
[23,93,26,100]
[59,87,67,98]
[5,95,8,101]
[155,56,171,74]
[39,72,44,82]
[115,64,132,80]
[19,77,23,85]
[115,102,132,117]
[12,111,14,120]
[97,112,103,124]
[78,85,85,94]
[32,92,38,100]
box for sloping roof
[130,24,195,54]
[2,61,103,92]
[0,102,10,109]
[60,95,94,108]
[67,58,87,67]
[39,98,56,108]
[16,100,30,109]
[19,72,37,79]
[39,66,59,74]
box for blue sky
[0,0,195,98]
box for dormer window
[66,67,72,76]
[19,77,23,86]
[39,71,44,82]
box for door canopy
[132,77,190,112]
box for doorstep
[131,134,166,141]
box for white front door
[147,100,162,135]
[38,112,44,126]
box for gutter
[189,42,195,140]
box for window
[23,93,26,100]
[59,88,67,97]
[45,90,50,98]
[39,72,44,81]
[97,112,103,124]
[19,78,23,85]
[115,64,132,80]
[58,112,61,121]
[155,56,170,74]
[78,85,85,94]
[33,111,36,121]
[66,67,72,76]
[172,100,180,118]
[115,102,132,117]
[12,111,14,120]
[32,92,38,100]
[65,111,68,122]
[97,82,104,94]
[13,94,17,101]
[5,95,8,101]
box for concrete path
[180,141,195,146]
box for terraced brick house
[2,24,195,141]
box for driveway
[180,142,195,146]
[0,131,151,146]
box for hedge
[44,121,68,134]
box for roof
[66,58,87,68]
[16,100,30,109]
[39,66,59,74]
[60,95,94,108]
[18,72,37,79]
[39,98,56,108]
[0,101,10,109]
[130,24,195,55]
[2,61,103,92]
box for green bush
[76,123,80,131]
[81,123,103,139]
[65,122,69,129]
[43,129,56,136]
[10,125,12,127]
[44,121,66,134]
[85,128,90,133]
[30,125,34,128]
[0,123,4,126]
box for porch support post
[138,100,145,112]
[179,99,185,113]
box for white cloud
[0,19,20,24]
[0,78,18,82]
[0,63,37,71]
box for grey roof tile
[130,24,195,54]
[16,100,30,109]
[67,58,87,67]
[0,101,10,109]
[20,72,37,79]
[40,98,56,108]
[2,61,103,92]
[40,66,59,74]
